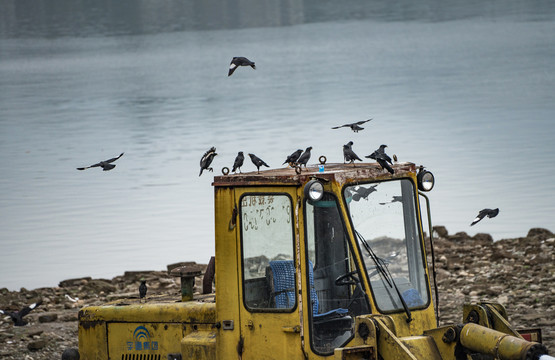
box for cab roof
[213,162,417,187]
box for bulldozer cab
[214,162,436,358]
[79,161,552,360]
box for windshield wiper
[355,230,413,323]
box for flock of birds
[74,56,499,223]
[1,55,487,319]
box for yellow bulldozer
[77,160,552,360]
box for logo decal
[126,325,158,351]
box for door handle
[282,325,301,333]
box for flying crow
[77,153,124,171]
[366,145,394,174]
[139,280,147,302]
[343,141,362,165]
[232,151,244,173]
[332,119,372,133]
[248,153,269,173]
[470,208,499,226]
[0,300,42,326]
[228,57,256,76]
[199,147,218,176]
[296,146,312,170]
[283,149,303,167]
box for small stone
[62,348,80,360]
[27,339,47,351]
[26,329,43,338]
[39,313,58,323]
[59,277,92,288]
[473,233,493,243]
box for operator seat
[267,260,352,331]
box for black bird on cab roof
[228,57,256,76]
[77,153,124,171]
[0,300,42,326]
[296,146,312,170]
[343,141,362,165]
[283,149,303,167]
[232,151,244,173]
[332,119,372,133]
[470,208,499,226]
[366,145,394,174]
[248,153,269,174]
[199,147,218,176]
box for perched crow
[366,145,394,174]
[199,147,218,176]
[470,208,499,226]
[77,152,124,171]
[0,300,42,326]
[139,280,147,302]
[228,57,256,76]
[248,153,269,173]
[283,149,303,167]
[350,185,378,201]
[332,119,372,133]
[296,147,312,170]
[343,141,362,165]
[232,151,244,173]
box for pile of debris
[430,227,554,348]
[0,228,553,359]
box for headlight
[417,170,435,191]
[304,180,324,202]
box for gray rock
[28,339,47,351]
[472,233,493,243]
[59,277,92,288]
[433,225,449,238]
[39,313,58,323]
[82,279,116,294]
[527,228,553,239]
[62,348,80,360]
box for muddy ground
[0,227,553,359]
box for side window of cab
[240,194,296,311]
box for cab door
[235,188,303,360]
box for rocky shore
[0,227,553,359]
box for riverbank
[0,227,553,359]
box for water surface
[1,0,554,290]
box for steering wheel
[334,270,360,286]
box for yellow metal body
[77,162,548,360]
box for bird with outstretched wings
[0,300,42,326]
[77,153,124,171]
[470,208,499,226]
[228,57,256,76]
[332,119,372,133]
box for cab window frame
[303,191,370,356]
[239,192,298,313]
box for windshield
[344,179,429,313]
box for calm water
[1,0,554,290]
